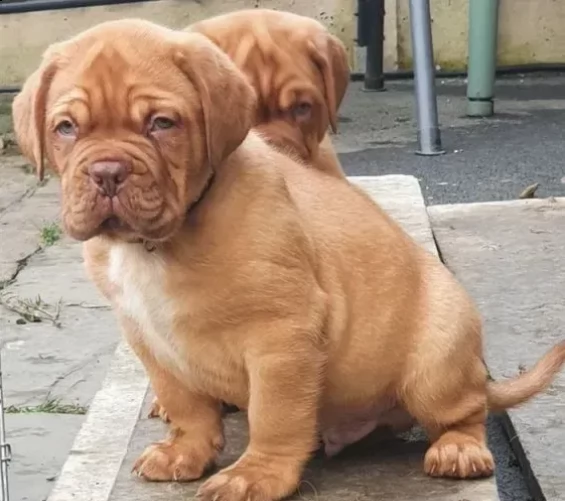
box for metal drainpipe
[466,0,500,117]
[364,0,386,92]
[408,0,445,156]
[356,0,386,92]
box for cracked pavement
[0,155,119,501]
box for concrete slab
[429,197,565,501]
[2,306,118,408]
[0,174,60,286]
[46,175,497,501]
[6,236,107,308]
[5,413,85,501]
[0,157,36,214]
[110,392,495,501]
[2,233,118,409]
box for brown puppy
[187,9,349,178]
[13,19,565,501]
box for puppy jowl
[13,16,565,501]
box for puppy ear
[12,51,60,181]
[308,34,350,133]
[173,33,257,168]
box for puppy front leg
[198,340,325,501]
[121,319,224,482]
[134,383,223,482]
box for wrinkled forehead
[47,41,194,125]
[246,45,324,111]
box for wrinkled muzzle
[60,140,186,242]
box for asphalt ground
[336,74,565,207]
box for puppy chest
[107,245,248,399]
[108,245,186,374]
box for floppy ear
[173,33,257,168]
[308,34,350,133]
[12,52,60,181]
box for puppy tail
[487,341,565,412]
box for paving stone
[5,414,85,501]
[429,197,565,501]
[2,306,118,409]
[109,392,496,501]
[6,236,107,308]
[0,175,60,285]
[2,236,118,409]
[0,157,36,214]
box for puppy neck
[128,169,216,253]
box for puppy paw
[148,398,170,423]
[197,464,299,501]
[424,437,494,479]
[133,439,217,482]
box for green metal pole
[466,0,500,117]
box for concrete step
[45,175,497,501]
[430,198,565,501]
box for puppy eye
[291,102,312,119]
[55,120,77,137]
[150,116,176,132]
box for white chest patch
[108,244,187,375]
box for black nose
[88,160,129,197]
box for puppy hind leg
[401,359,495,479]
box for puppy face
[12,20,255,243]
[188,9,350,162]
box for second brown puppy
[187,9,349,178]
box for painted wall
[394,0,565,71]
[1,0,565,86]
[0,0,357,86]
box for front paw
[133,438,220,482]
[197,464,300,501]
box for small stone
[519,182,540,199]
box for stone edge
[428,196,565,501]
[46,342,148,501]
[428,196,565,215]
[43,175,457,501]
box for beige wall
[2,0,565,86]
[395,0,565,71]
[0,0,357,86]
